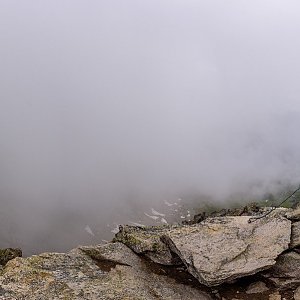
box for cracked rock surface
[117,215,291,286]
[163,216,291,286]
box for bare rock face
[0,242,212,300]
[162,216,291,286]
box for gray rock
[263,251,300,289]
[0,242,212,300]
[162,215,291,286]
[290,221,300,248]
[246,281,269,294]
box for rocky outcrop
[117,215,291,286]
[1,206,300,299]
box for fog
[1,1,300,255]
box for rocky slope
[1,206,300,299]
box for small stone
[294,286,300,300]
[246,281,269,294]
[269,291,281,300]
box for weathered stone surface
[0,242,212,300]
[290,221,300,248]
[114,225,181,265]
[263,251,300,289]
[162,215,291,286]
[246,281,269,294]
[0,248,22,266]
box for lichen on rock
[114,225,182,265]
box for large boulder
[0,242,212,300]
[115,215,291,287]
[162,216,291,286]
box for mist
[1,0,300,255]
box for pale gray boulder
[162,216,291,286]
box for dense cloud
[0,1,300,254]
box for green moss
[123,234,142,247]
